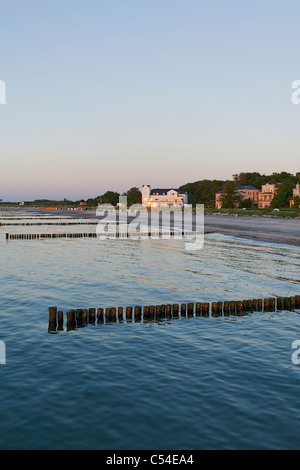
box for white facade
[142,185,188,208]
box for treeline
[87,187,142,207]
[179,171,300,207]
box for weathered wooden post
[143,306,149,320]
[229,301,236,315]
[236,301,243,315]
[223,301,229,316]
[212,302,218,317]
[110,307,117,321]
[290,297,295,311]
[295,296,300,309]
[76,309,83,327]
[202,302,209,316]
[97,308,104,323]
[134,306,142,321]
[126,306,133,320]
[89,308,96,324]
[166,304,171,318]
[118,307,124,321]
[251,299,258,311]
[105,308,112,321]
[283,297,291,310]
[257,299,263,311]
[269,298,276,312]
[181,304,186,317]
[82,309,88,324]
[187,303,194,317]
[48,307,57,331]
[195,303,202,316]
[217,302,223,315]
[172,304,179,317]
[57,311,64,331]
[276,297,283,310]
[149,305,155,320]
[66,310,76,331]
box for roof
[150,188,186,195]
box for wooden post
[97,308,104,323]
[217,302,223,315]
[276,297,283,310]
[118,307,124,321]
[295,296,300,309]
[49,307,57,324]
[110,307,117,321]
[290,297,295,311]
[223,301,229,316]
[187,303,194,317]
[166,304,172,317]
[236,301,243,315]
[283,297,291,310]
[76,309,83,327]
[202,302,209,316]
[134,306,142,321]
[143,306,149,320]
[212,302,218,316]
[195,303,202,316]
[172,304,179,317]
[269,298,276,312]
[257,299,263,311]
[126,306,133,320]
[229,301,236,315]
[66,310,76,331]
[89,308,96,324]
[57,311,64,331]
[251,299,258,311]
[48,307,57,332]
[181,304,186,317]
[82,309,88,324]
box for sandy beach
[204,215,300,246]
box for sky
[1,0,300,201]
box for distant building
[290,183,300,208]
[215,184,260,209]
[258,183,280,209]
[79,200,87,206]
[142,185,188,208]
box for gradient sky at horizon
[1,0,300,201]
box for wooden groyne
[1,221,98,226]
[7,230,197,240]
[6,232,98,240]
[48,295,300,332]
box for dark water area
[0,213,300,449]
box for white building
[142,185,188,208]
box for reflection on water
[0,211,300,450]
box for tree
[125,187,142,206]
[271,181,294,208]
[221,181,241,208]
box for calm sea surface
[0,212,300,450]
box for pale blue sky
[1,0,300,201]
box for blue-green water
[0,215,300,449]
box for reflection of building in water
[142,185,188,208]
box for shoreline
[1,207,299,247]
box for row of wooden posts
[1,221,98,226]
[6,232,99,240]
[49,295,300,331]
[7,231,192,240]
